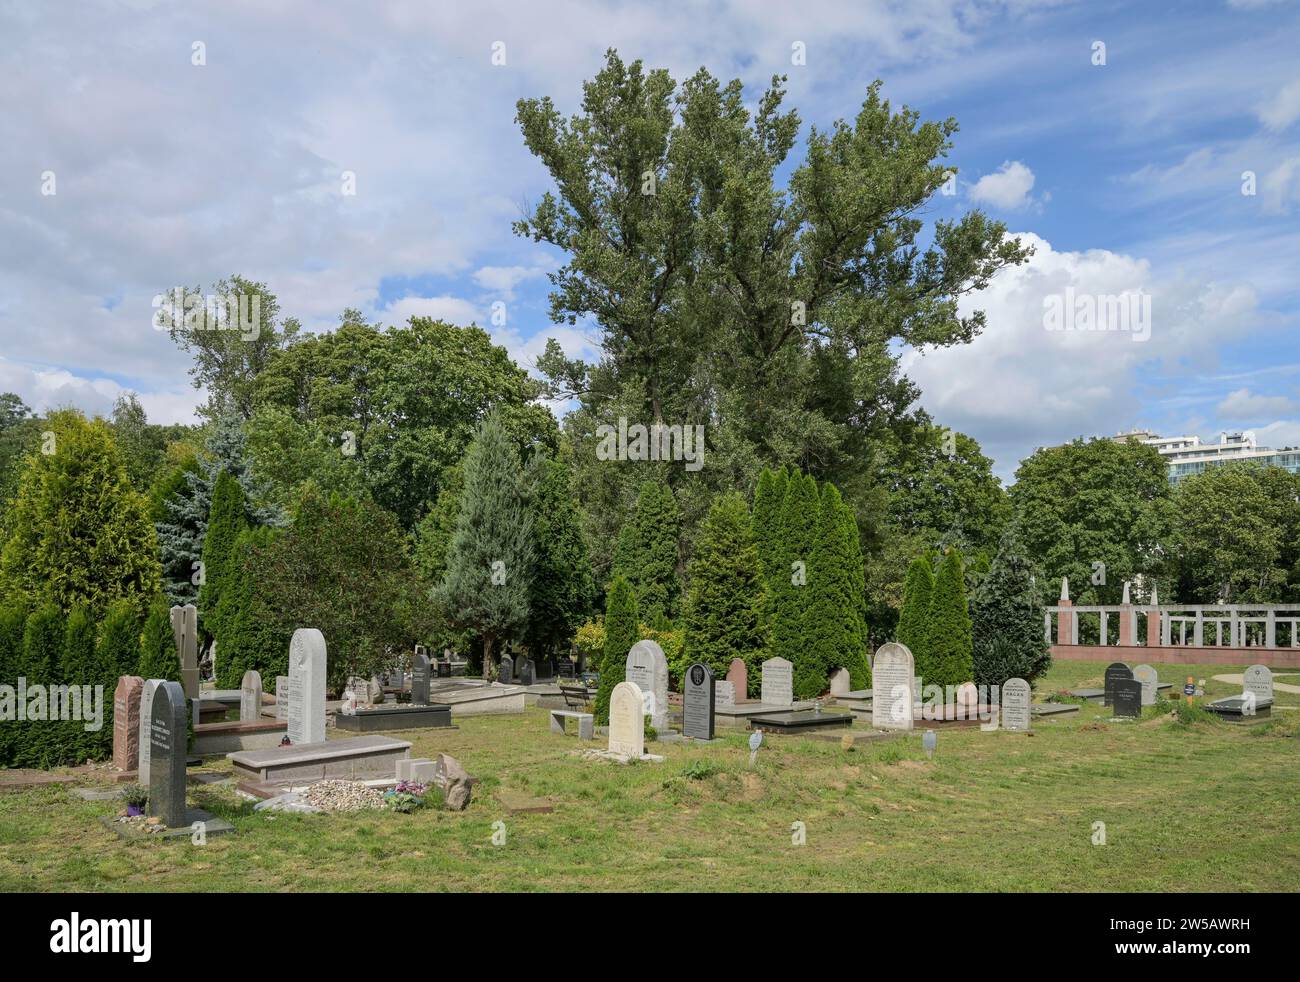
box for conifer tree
[682,492,766,684]
[137,597,180,682]
[435,411,534,679]
[523,453,594,661]
[594,574,639,724]
[198,470,248,639]
[98,599,142,681]
[752,466,788,589]
[971,529,1052,686]
[0,604,26,765]
[610,480,680,623]
[803,484,871,696]
[770,470,819,670]
[897,555,934,667]
[214,527,288,687]
[61,606,99,761]
[925,548,974,688]
[17,604,64,766]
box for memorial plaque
[137,678,161,785]
[1103,662,1133,708]
[608,681,645,758]
[682,662,715,740]
[1243,664,1273,704]
[112,676,143,771]
[1112,677,1142,719]
[726,658,749,702]
[498,654,513,685]
[147,680,188,829]
[760,657,793,707]
[240,669,263,722]
[625,640,669,730]
[412,648,431,704]
[871,642,915,731]
[714,679,736,709]
[287,628,327,746]
[1132,664,1159,707]
[1001,677,1031,732]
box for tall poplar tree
[804,484,871,696]
[896,555,934,664]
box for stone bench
[549,709,594,740]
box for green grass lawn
[2,659,1297,892]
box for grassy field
[2,660,1297,892]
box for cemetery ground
[2,659,1297,893]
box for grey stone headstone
[148,680,188,829]
[240,669,263,722]
[760,656,794,707]
[714,679,736,709]
[682,662,715,740]
[1000,678,1031,732]
[1132,664,1158,706]
[1112,677,1142,718]
[625,640,669,731]
[287,628,327,746]
[137,679,162,785]
[829,667,851,697]
[275,676,289,720]
[498,654,514,684]
[412,649,431,704]
[518,657,535,686]
[1243,664,1273,703]
[1103,662,1133,708]
[871,642,915,731]
[170,603,199,699]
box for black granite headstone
[518,657,535,686]
[148,680,188,829]
[1103,662,1133,708]
[1111,677,1142,718]
[499,654,514,684]
[412,649,431,704]
[683,662,715,740]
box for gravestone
[170,604,199,699]
[287,628,327,746]
[412,648,431,705]
[829,667,851,697]
[608,680,645,759]
[1243,664,1273,704]
[955,681,979,718]
[714,679,736,709]
[275,676,289,720]
[518,657,535,687]
[1112,677,1142,719]
[682,662,715,740]
[625,640,669,731]
[1132,664,1159,707]
[1001,678,1031,732]
[147,680,188,828]
[1103,662,1133,708]
[112,676,144,772]
[240,670,263,722]
[871,642,915,731]
[760,657,794,707]
[498,654,514,684]
[137,679,162,785]
[726,658,749,702]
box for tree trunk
[482,633,495,680]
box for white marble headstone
[871,642,915,731]
[714,679,736,709]
[240,669,263,722]
[1243,664,1273,703]
[287,628,327,745]
[1000,677,1031,732]
[829,667,851,696]
[625,640,669,731]
[1132,664,1159,707]
[608,680,645,759]
[761,656,794,707]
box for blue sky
[2,0,1298,482]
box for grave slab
[227,735,411,784]
[748,709,853,733]
[334,704,453,732]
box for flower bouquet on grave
[384,781,430,812]
[120,784,149,817]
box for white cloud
[969,160,1038,210]
[1253,419,1300,448]
[1258,79,1300,131]
[472,265,548,299]
[0,356,200,425]
[1216,387,1299,419]
[382,296,482,326]
[1261,156,1300,212]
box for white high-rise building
[1109,428,1300,483]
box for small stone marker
[871,642,915,731]
[727,658,749,702]
[608,680,645,759]
[714,679,736,709]
[170,603,199,699]
[922,728,937,759]
[240,669,263,722]
[760,656,794,707]
[275,676,289,720]
[137,678,161,785]
[518,657,535,686]
[287,628,327,746]
[829,667,851,696]
[412,647,431,704]
[625,640,669,731]
[1103,662,1133,708]
[748,729,762,767]
[148,680,188,829]
[1000,678,1031,732]
[1243,664,1273,704]
[498,654,514,684]
[112,676,144,772]
[682,662,715,740]
[1111,677,1142,718]
[1132,664,1159,707]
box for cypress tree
[752,466,788,589]
[0,604,27,765]
[682,492,766,684]
[98,599,142,681]
[896,555,934,667]
[435,411,533,680]
[803,484,871,697]
[770,470,819,670]
[198,470,248,640]
[137,597,180,682]
[971,530,1052,687]
[611,481,680,623]
[61,606,99,761]
[594,575,639,725]
[18,604,64,767]
[925,548,974,689]
[215,527,288,687]
[523,453,594,662]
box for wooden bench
[549,709,594,740]
[559,684,591,709]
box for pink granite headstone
[726,658,749,703]
[112,675,144,772]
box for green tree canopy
[610,479,681,623]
